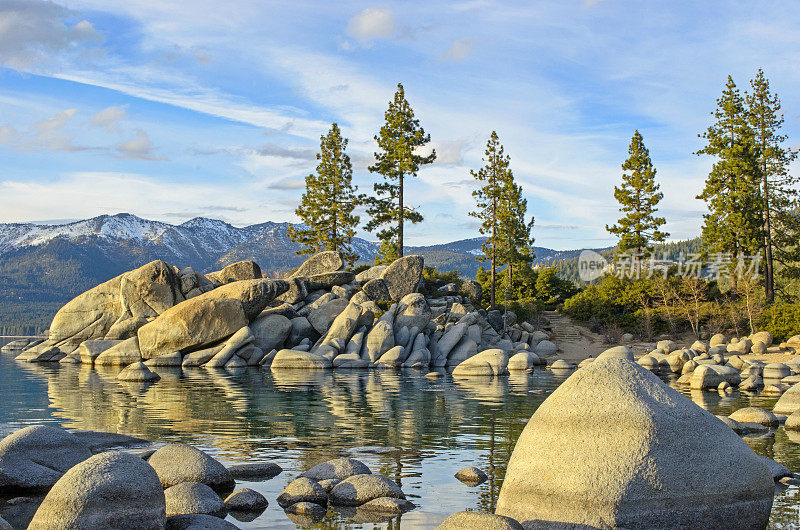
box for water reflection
[1,345,800,529]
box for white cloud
[346,7,397,44]
[0,0,102,69]
[115,130,161,160]
[440,38,476,61]
[90,105,127,132]
[0,108,90,152]
[0,172,276,226]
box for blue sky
[0,0,798,249]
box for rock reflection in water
[3,348,800,528]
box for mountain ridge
[0,213,606,304]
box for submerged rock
[495,357,774,529]
[165,514,240,530]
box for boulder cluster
[618,334,800,396]
[0,425,417,529]
[4,252,556,375]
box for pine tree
[365,83,436,261]
[696,76,763,291]
[469,131,511,308]
[746,69,799,300]
[497,167,535,299]
[606,130,669,263]
[287,123,362,265]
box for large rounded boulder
[379,255,424,301]
[495,357,774,529]
[774,382,800,415]
[193,279,289,319]
[120,260,184,319]
[137,298,248,359]
[28,451,165,529]
[0,426,92,493]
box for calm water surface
[1,338,799,529]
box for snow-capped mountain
[0,213,589,305]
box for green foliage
[475,264,574,310]
[696,76,763,270]
[365,83,435,259]
[287,123,362,265]
[606,130,668,256]
[747,69,800,299]
[0,301,61,335]
[757,301,800,341]
[374,238,399,265]
[469,131,534,307]
[420,266,462,297]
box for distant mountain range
[0,213,598,304]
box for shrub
[757,301,800,342]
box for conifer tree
[696,76,762,291]
[746,69,799,300]
[287,123,361,265]
[606,130,669,262]
[365,83,436,261]
[469,131,511,308]
[497,168,535,297]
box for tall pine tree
[469,131,511,308]
[696,76,762,291]
[365,83,436,262]
[746,69,799,300]
[287,123,362,265]
[497,168,535,299]
[606,130,668,261]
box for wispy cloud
[440,38,477,61]
[90,105,127,133]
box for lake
[1,338,799,529]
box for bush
[757,301,800,342]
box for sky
[0,0,798,250]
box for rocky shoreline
[3,252,554,377]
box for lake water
[1,338,799,529]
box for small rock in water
[762,385,783,395]
[300,457,371,482]
[116,361,161,382]
[329,474,405,506]
[357,496,413,514]
[425,371,443,379]
[549,359,575,370]
[277,477,327,507]
[224,488,268,511]
[284,501,327,516]
[164,482,227,518]
[438,511,523,529]
[148,443,235,491]
[729,407,778,428]
[454,466,488,485]
[227,462,282,481]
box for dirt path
[541,311,609,363]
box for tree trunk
[490,197,497,309]
[398,172,404,258]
